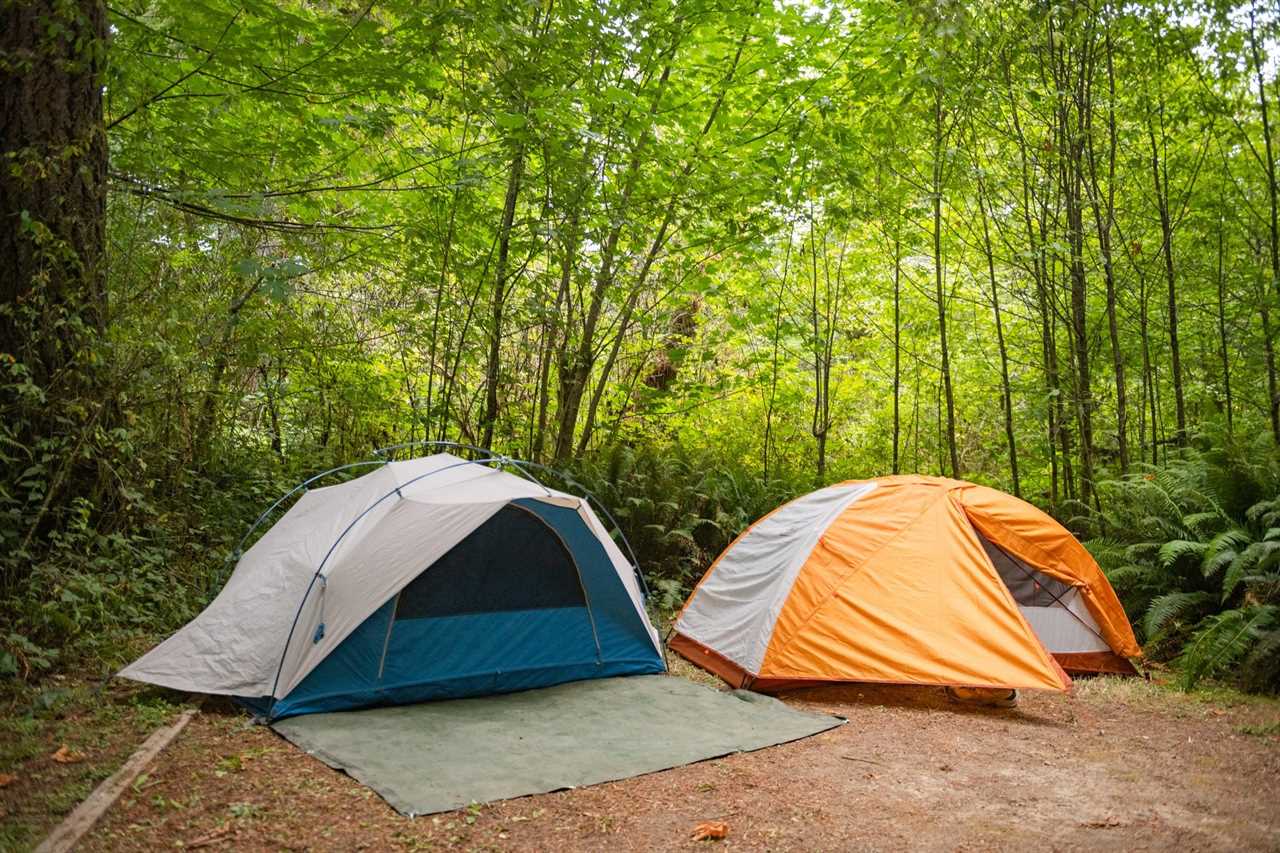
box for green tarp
[272,674,842,816]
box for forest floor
[3,664,1279,852]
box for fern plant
[1085,436,1280,693]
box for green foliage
[7,0,1280,705]
[565,443,803,610]
[1087,439,1280,693]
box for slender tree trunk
[193,276,260,457]
[1216,219,1233,434]
[932,87,960,478]
[763,229,794,481]
[552,57,678,463]
[1139,274,1159,466]
[1006,54,1056,500]
[892,228,902,475]
[1085,26,1129,474]
[532,217,577,462]
[976,176,1020,496]
[1147,116,1186,443]
[480,146,526,449]
[1249,10,1280,442]
[1048,255,1076,500]
[424,128,468,440]
[260,363,283,458]
[1064,132,1095,501]
[1262,299,1280,443]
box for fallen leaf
[691,820,729,841]
[0,773,16,787]
[51,745,85,764]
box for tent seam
[758,482,944,673]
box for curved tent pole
[373,440,555,495]
[267,457,510,719]
[369,440,650,600]
[220,460,390,583]
[512,458,650,600]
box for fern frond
[1247,498,1280,528]
[1158,539,1208,569]
[1125,541,1160,562]
[1242,627,1280,694]
[1203,548,1240,580]
[1103,564,1149,588]
[1083,537,1128,569]
[1183,510,1228,536]
[1144,590,1214,640]
[1177,606,1279,690]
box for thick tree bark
[1,0,110,564]
[1,0,108,360]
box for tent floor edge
[668,632,754,689]
[1054,651,1139,677]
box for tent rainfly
[121,453,665,719]
[671,475,1140,693]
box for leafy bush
[1085,435,1280,693]
[565,443,803,616]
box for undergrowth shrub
[1084,433,1280,693]
[566,443,803,615]
[0,442,335,681]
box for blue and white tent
[120,452,664,719]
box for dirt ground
[42,674,1272,852]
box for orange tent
[671,476,1140,693]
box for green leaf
[494,112,527,130]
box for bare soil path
[62,675,1279,852]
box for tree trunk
[480,146,526,450]
[1147,117,1186,443]
[0,0,108,364]
[1262,300,1280,443]
[763,229,793,481]
[976,176,1020,497]
[892,228,902,475]
[1215,219,1232,434]
[1084,26,1129,474]
[424,122,468,440]
[1249,10,1280,442]
[932,87,960,478]
[1005,54,1054,499]
[1,0,110,559]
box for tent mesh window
[395,503,587,619]
[978,537,1072,607]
